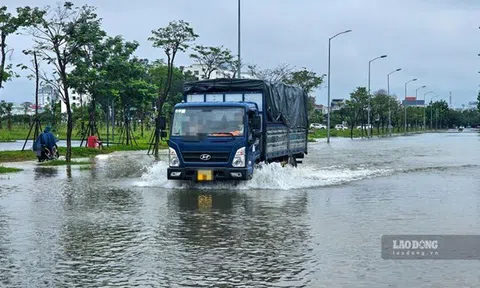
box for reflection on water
[34,166,59,180]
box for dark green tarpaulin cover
[183,78,308,129]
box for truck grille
[181,152,230,162]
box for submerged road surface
[1,132,480,287]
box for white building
[182,63,255,80]
[60,89,90,113]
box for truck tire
[287,156,297,168]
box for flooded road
[1,132,480,287]
[0,140,84,151]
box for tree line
[328,87,480,138]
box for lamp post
[237,0,241,79]
[414,85,426,131]
[423,90,434,131]
[403,78,417,133]
[367,54,387,138]
[327,29,352,144]
[387,68,401,136]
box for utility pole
[237,0,241,79]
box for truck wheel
[287,156,297,168]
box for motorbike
[37,145,60,162]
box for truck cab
[167,102,262,181]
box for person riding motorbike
[33,126,59,162]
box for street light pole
[326,29,352,144]
[387,68,401,136]
[367,54,387,138]
[414,85,426,131]
[423,90,434,131]
[237,0,241,79]
[403,78,417,134]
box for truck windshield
[171,107,245,137]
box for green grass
[40,160,92,166]
[0,166,23,174]
[0,150,37,162]
[0,124,160,143]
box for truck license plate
[197,170,213,181]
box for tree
[0,100,5,129]
[285,68,325,94]
[5,101,12,130]
[247,63,292,82]
[477,90,480,111]
[371,89,390,134]
[21,101,32,127]
[219,58,244,78]
[344,87,368,138]
[149,20,198,156]
[189,45,234,79]
[0,6,44,91]
[17,49,42,118]
[30,2,104,162]
[284,67,325,122]
[148,60,197,131]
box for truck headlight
[169,147,180,167]
[232,147,245,167]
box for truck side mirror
[160,131,167,139]
[253,115,261,130]
[159,116,166,130]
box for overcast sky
[1,0,480,107]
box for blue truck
[164,78,309,182]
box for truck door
[247,111,261,163]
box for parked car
[356,124,372,129]
[335,124,348,130]
[310,123,326,130]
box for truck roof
[174,101,258,110]
[182,78,309,129]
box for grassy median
[0,143,167,163]
[0,166,23,174]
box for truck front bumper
[167,167,251,181]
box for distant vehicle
[335,124,348,130]
[310,123,326,130]
[458,126,464,132]
[356,124,372,129]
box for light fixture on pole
[326,29,352,144]
[423,90,434,131]
[403,78,417,133]
[387,68,401,136]
[367,54,387,138]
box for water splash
[134,161,392,190]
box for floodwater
[1,131,480,287]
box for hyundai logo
[200,154,211,161]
